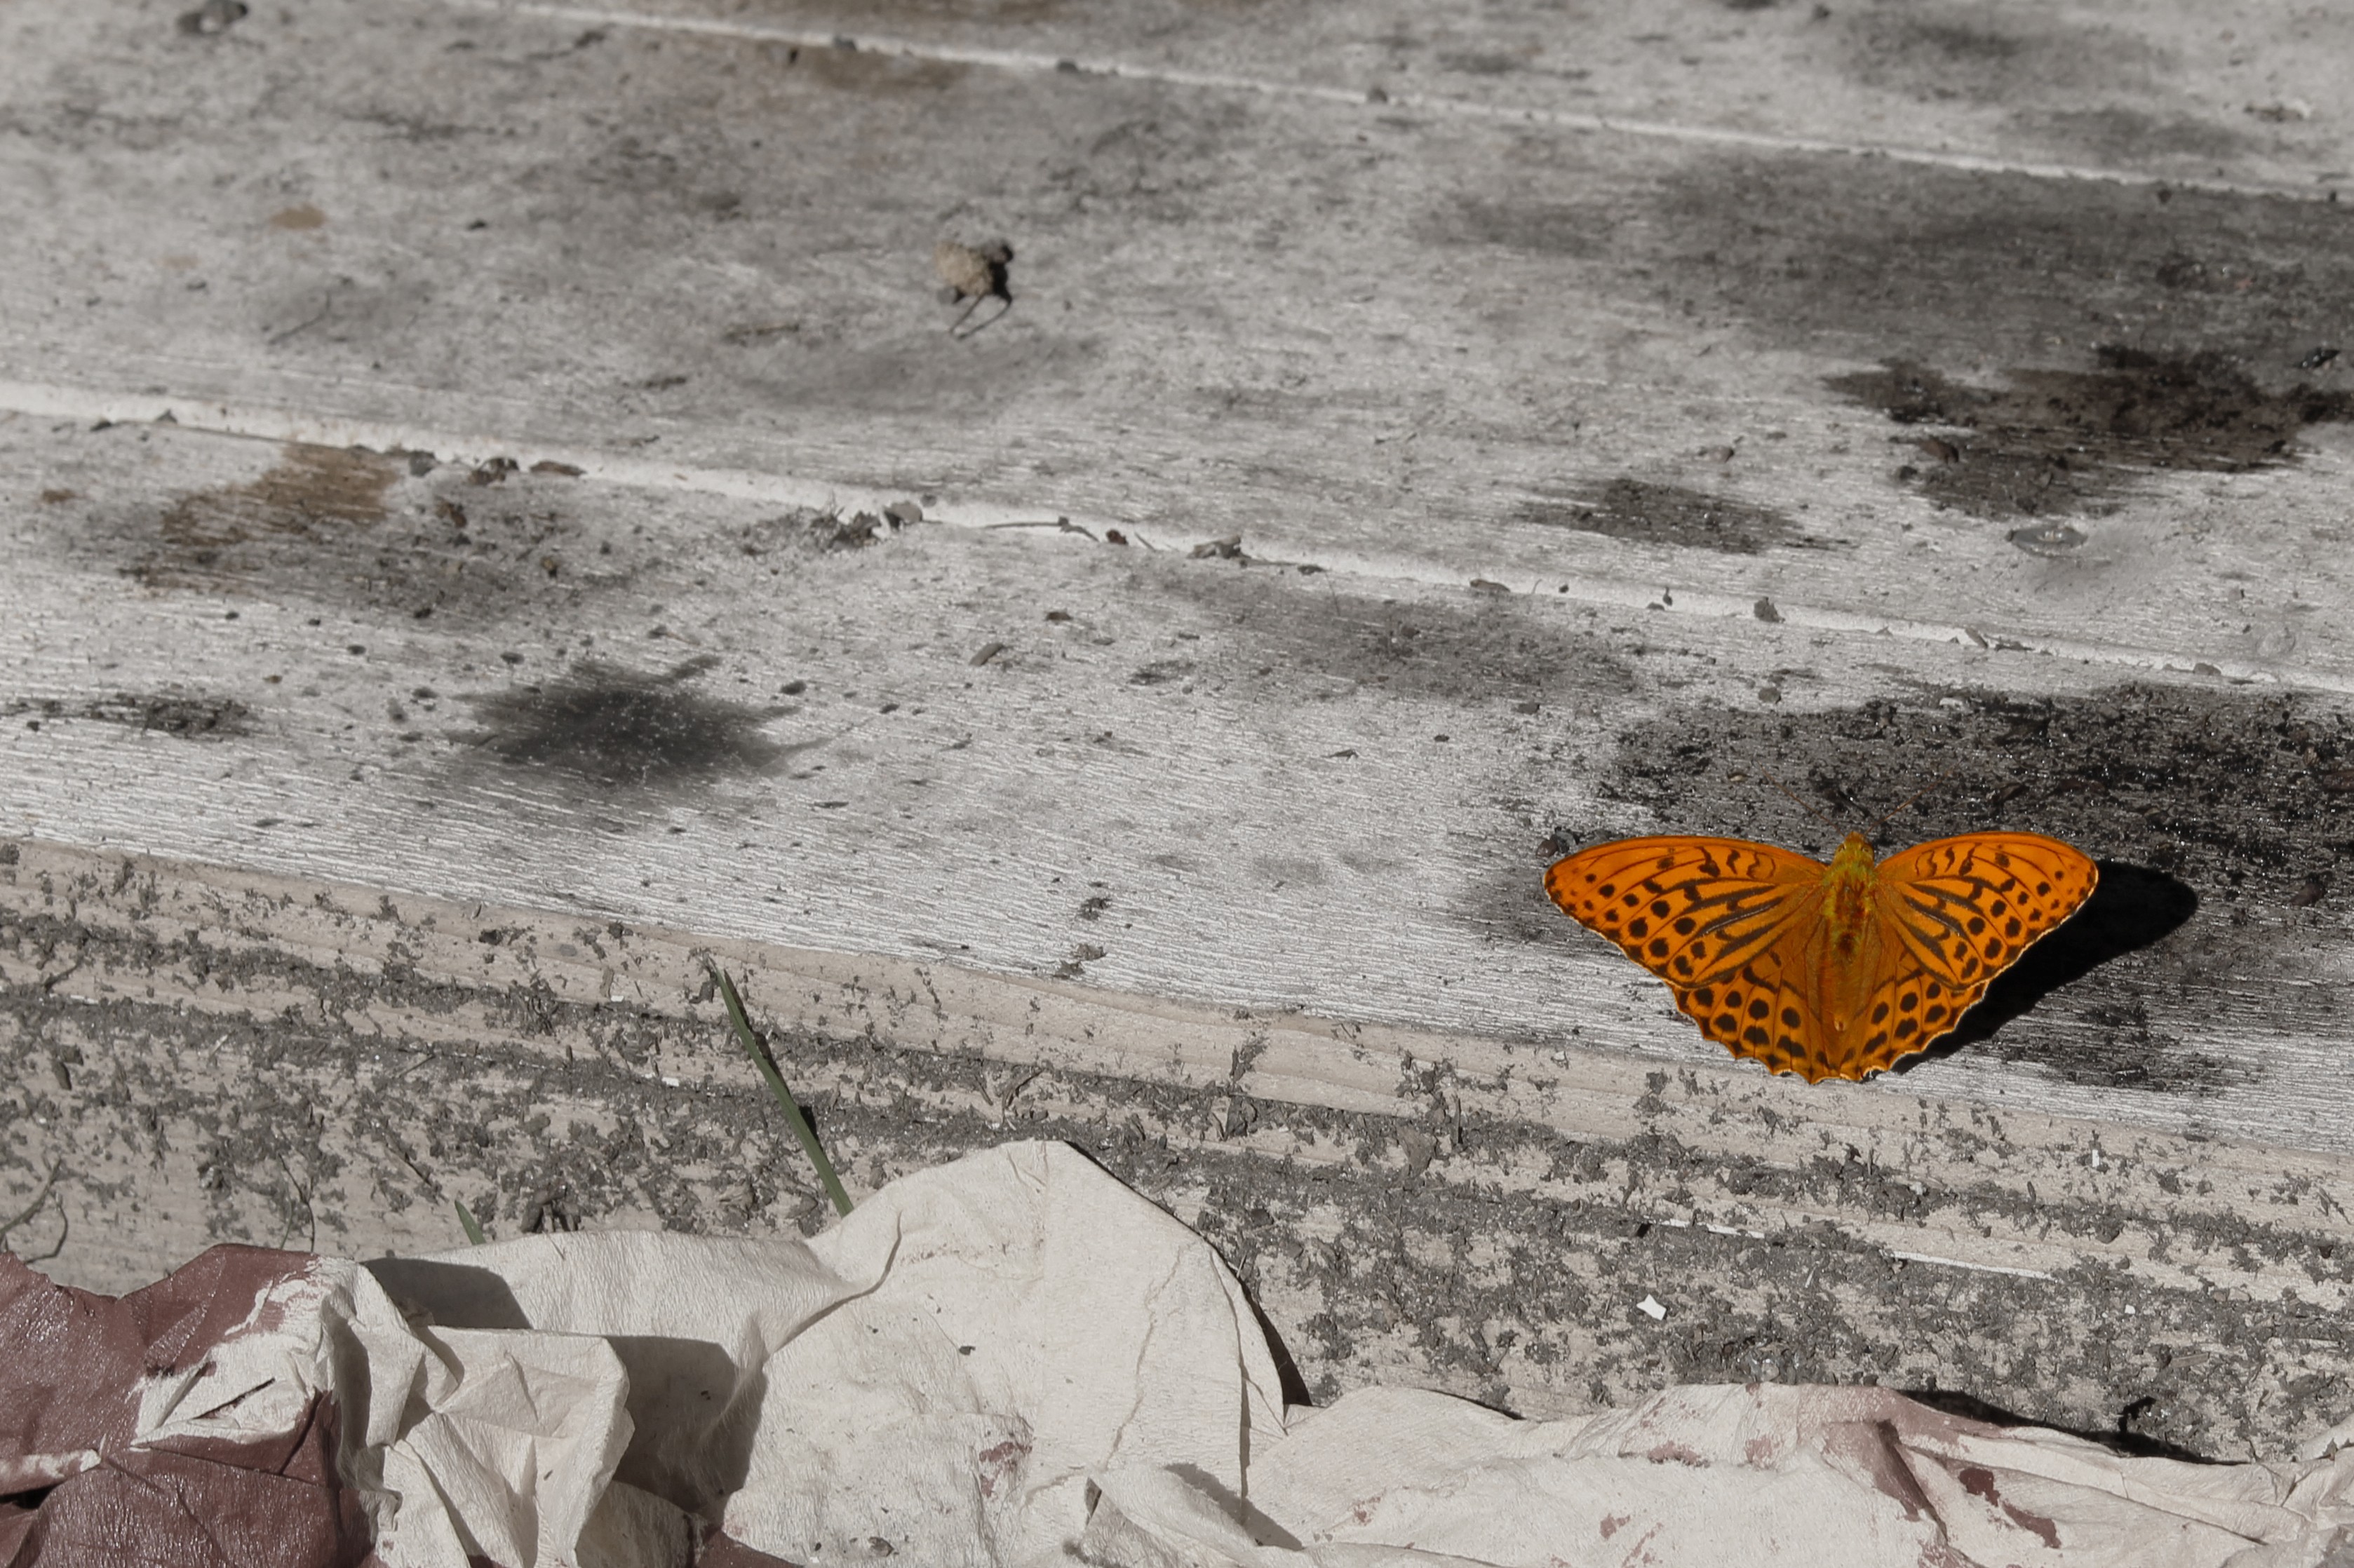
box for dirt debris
[0,914,2341,1465]
[1829,350,2354,518]
[1514,479,1806,555]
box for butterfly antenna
[1758,771,1843,832]
[1871,763,1967,834]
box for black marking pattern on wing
[1845,959,1974,1079]
[1875,833,2099,992]
[1545,836,1826,992]
[1550,830,2099,1083]
[1667,912,1842,1081]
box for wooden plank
[6,835,2352,1464]
[537,0,2353,192]
[5,1,2354,680]
[4,414,2352,1158]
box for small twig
[981,517,1101,541]
[0,1165,68,1264]
[22,1209,65,1265]
[0,1162,62,1240]
[711,965,854,1217]
[1758,771,1843,834]
[265,298,334,346]
[275,1154,318,1253]
[986,1062,1044,1126]
[948,293,1013,339]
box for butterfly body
[1819,831,1877,952]
[1545,830,2097,1083]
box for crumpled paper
[6,1139,2354,1567]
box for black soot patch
[1513,479,1824,555]
[4,691,253,738]
[737,506,917,555]
[1834,8,2163,111]
[1547,683,2354,1093]
[1829,349,2354,518]
[458,658,792,789]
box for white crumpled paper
[98,1140,2354,1567]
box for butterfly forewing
[1874,832,2099,990]
[1544,834,1826,999]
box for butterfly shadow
[1892,861,2197,1074]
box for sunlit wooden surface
[6,0,2354,1459]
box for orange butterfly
[1545,831,2097,1083]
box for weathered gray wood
[5,1,2354,680]
[7,837,2352,1461]
[3,412,2351,1156]
[8,0,2354,1468]
[532,0,2349,193]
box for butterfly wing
[1874,832,2099,987]
[1546,837,1841,1078]
[1843,832,2100,1075]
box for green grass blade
[711,964,854,1217]
[455,1199,487,1246]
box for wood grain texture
[5,2,2354,680]
[4,413,2352,1154]
[7,0,2354,1461]
[6,835,2352,1460]
[533,0,2353,193]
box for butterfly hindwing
[1669,913,1845,1081]
[1545,836,1827,992]
[1845,955,1974,1078]
[1874,832,2099,991]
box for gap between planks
[5,382,2341,694]
[462,1,2339,204]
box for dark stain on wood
[1513,478,1805,554]
[1454,841,1575,950]
[1622,155,2354,372]
[3,692,253,738]
[78,438,645,629]
[1827,351,2354,518]
[454,658,797,789]
[1566,682,2354,1093]
[1602,684,2354,890]
[145,445,398,586]
[2022,104,2252,165]
[1154,560,1635,707]
[1834,9,2157,110]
